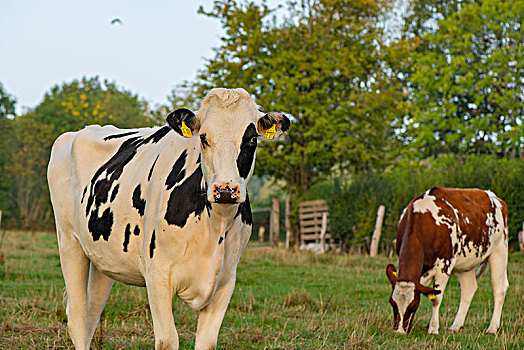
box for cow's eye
[200,134,210,149]
[250,136,258,145]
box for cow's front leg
[428,273,450,334]
[449,269,477,332]
[145,277,178,350]
[195,278,236,350]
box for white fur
[392,281,415,334]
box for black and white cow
[47,88,290,350]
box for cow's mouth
[212,183,241,204]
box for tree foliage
[171,0,406,246]
[404,0,524,158]
[327,155,524,250]
[1,77,152,229]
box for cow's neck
[397,234,424,282]
[206,203,238,237]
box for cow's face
[386,264,440,334]
[167,88,290,205]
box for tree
[404,0,523,158]
[33,76,151,134]
[2,76,153,229]
[0,82,17,218]
[173,0,405,247]
[0,82,16,119]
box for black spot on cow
[123,223,132,252]
[165,150,187,190]
[110,184,119,202]
[218,236,224,244]
[88,207,114,241]
[85,127,172,242]
[143,126,171,144]
[149,230,156,258]
[104,131,139,141]
[235,192,253,225]
[134,225,140,236]
[85,136,142,217]
[81,186,87,203]
[236,123,258,179]
[165,165,212,227]
[148,155,160,181]
[132,185,146,216]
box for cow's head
[167,88,289,205]
[385,264,440,334]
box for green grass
[1,230,523,349]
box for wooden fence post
[519,221,524,252]
[270,198,280,248]
[319,212,328,254]
[285,197,290,249]
[258,226,265,243]
[370,205,385,257]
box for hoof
[427,329,439,335]
[448,326,463,333]
[485,327,498,335]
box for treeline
[324,155,524,250]
[0,0,522,249]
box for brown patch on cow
[395,186,507,281]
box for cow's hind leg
[58,229,90,349]
[86,262,114,345]
[195,278,236,350]
[449,269,477,332]
[486,240,509,334]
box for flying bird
[110,18,122,25]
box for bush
[326,155,524,251]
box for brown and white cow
[47,88,290,349]
[385,187,508,335]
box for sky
[0,0,225,114]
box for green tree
[173,0,405,247]
[0,82,17,220]
[405,0,523,158]
[3,76,153,229]
[34,76,151,133]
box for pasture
[1,230,523,349]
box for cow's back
[397,186,508,274]
[48,125,178,286]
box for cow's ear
[386,264,398,286]
[256,112,290,141]
[416,283,441,299]
[166,108,199,138]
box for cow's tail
[476,260,489,280]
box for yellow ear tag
[427,293,435,300]
[392,271,397,277]
[264,124,276,140]
[181,121,192,138]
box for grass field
[1,230,523,349]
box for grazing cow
[47,88,290,350]
[385,187,508,335]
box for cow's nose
[212,183,240,204]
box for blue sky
[0,0,224,113]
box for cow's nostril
[213,183,240,204]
